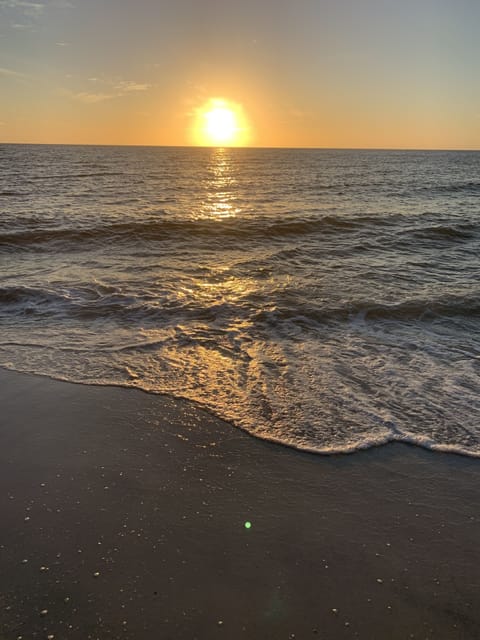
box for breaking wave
[2,283,479,326]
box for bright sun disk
[205,107,237,143]
[193,98,250,147]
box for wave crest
[0,214,368,251]
[2,282,479,327]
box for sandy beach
[0,367,479,639]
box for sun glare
[205,107,236,144]
[193,98,250,147]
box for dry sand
[0,368,479,639]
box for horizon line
[1,141,479,152]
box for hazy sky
[1,0,479,148]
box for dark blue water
[1,144,479,455]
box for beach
[1,367,479,639]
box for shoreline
[1,366,478,460]
[1,367,479,639]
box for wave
[0,284,242,326]
[254,293,480,326]
[27,171,126,181]
[434,181,480,195]
[2,283,479,326]
[0,190,25,197]
[0,214,369,250]
[419,182,480,196]
[352,295,480,321]
[356,295,480,320]
[399,222,478,242]
[0,285,157,321]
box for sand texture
[0,368,479,639]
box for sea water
[1,144,479,455]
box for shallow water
[1,144,479,455]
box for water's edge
[3,363,478,460]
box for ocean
[1,144,479,456]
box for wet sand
[0,368,479,639]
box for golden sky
[0,0,479,149]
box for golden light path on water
[138,147,285,429]
[195,148,242,220]
[185,150,257,314]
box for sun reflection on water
[196,148,242,219]
[144,146,273,412]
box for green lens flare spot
[244,521,252,529]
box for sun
[192,98,250,147]
[205,106,237,144]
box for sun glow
[192,98,250,147]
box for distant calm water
[1,144,479,456]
